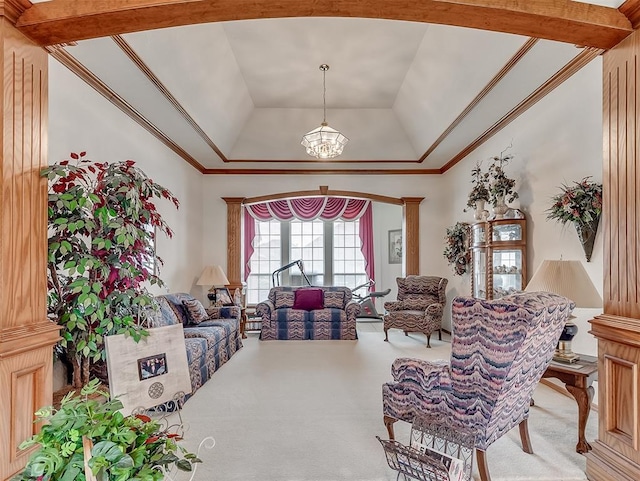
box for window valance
[245,197,370,222]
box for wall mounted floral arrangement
[444,222,470,275]
[547,177,603,262]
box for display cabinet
[471,216,526,300]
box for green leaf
[92,440,125,462]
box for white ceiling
[48,2,621,171]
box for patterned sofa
[255,286,360,340]
[147,293,243,396]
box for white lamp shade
[196,265,229,287]
[525,260,602,308]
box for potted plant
[546,177,603,261]
[465,163,490,220]
[487,153,519,218]
[443,222,470,276]
[46,152,179,388]
[14,379,201,481]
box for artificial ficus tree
[45,152,179,388]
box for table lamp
[196,265,230,303]
[525,259,602,363]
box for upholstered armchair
[383,276,447,347]
[382,291,574,481]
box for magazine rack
[378,415,476,481]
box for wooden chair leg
[404,330,408,336]
[476,449,491,481]
[438,329,442,341]
[519,418,534,454]
[383,327,389,342]
[425,333,431,348]
[384,415,397,440]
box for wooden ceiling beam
[16,0,633,49]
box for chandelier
[301,64,348,159]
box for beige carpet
[176,325,596,481]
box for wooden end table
[541,354,598,454]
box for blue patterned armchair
[383,276,448,347]
[382,291,574,481]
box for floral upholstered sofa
[147,293,242,396]
[255,286,360,340]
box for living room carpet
[176,328,596,481]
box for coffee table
[541,354,598,454]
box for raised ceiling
[29,0,628,173]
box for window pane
[247,219,281,304]
[333,219,366,289]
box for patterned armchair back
[396,276,447,309]
[447,291,574,449]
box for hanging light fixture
[301,64,348,159]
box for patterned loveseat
[148,293,243,396]
[255,286,360,340]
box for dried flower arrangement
[487,154,519,205]
[443,222,470,276]
[546,177,603,226]
[465,162,490,211]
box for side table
[541,354,598,454]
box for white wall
[48,58,204,296]
[442,58,604,356]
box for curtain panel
[243,198,374,285]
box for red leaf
[60,160,69,166]
[79,151,86,157]
[70,152,79,160]
[145,436,160,444]
[135,414,151,423]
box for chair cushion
[293,288,324,310]
[324,291,345,309]
[182,298,209,325]
[274,291,296,309]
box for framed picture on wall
[389,229,402,264]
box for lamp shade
[525,260,602,308]
[196,265,229,287]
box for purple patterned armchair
[383,276,448,347]
[382,291,574,481]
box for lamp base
[553,340,580,363]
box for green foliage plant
[15,379,200,481]
[443,222,470,276]
[464,161,490,211]
[487,153,519,206]
[45,152,179,388]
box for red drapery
[243,198,374,285]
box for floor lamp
[525,259,602,363]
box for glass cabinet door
[491,222,523,243]
[491,248,523,298]
[472,223,487,245]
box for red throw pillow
[293,288,324,311]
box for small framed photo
[137,353,168,381]
[215,287,234,306]
[388,229,402,264]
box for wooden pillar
[586,27,640,481]
[401,197,424,276]
[222,197,244,291]
[0,2,60,480]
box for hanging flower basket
[547,177,603,262]
[575,216,600,262]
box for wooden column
[0,2,60,480]
[401,197,424,276]
[222,197,244,291]
[586,27,640,481]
